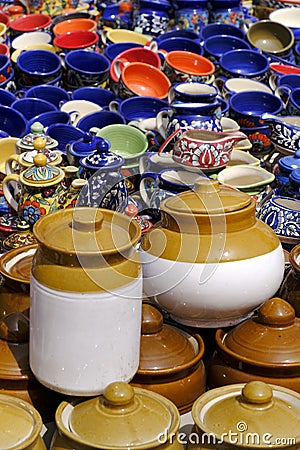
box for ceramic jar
[140,178,285,327]
[279,243,300,316]
[0,393,46,450]
[208,297,300,392]
[189,381,300,450]
[30,207,143,396]
[131,303,206,414]
[50,381,183,450]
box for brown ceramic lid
[138,304,198,371]
[0,394,43,448]
[59,382,180,448]
[0,244,37,284]
[3,221,37,251]
[33,207,141,256]
[217,297,300,366]
[192,381,300,447]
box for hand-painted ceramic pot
[131,304,206,414]
[261,113,300,153]
[140,178,285,327]
[0,393,46,449]
[189,381,300,450]
[16,121,59,153]
[208,297,300,392]
[50,381,183,450]
[30,208,142,396]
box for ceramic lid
[3,221,37,251]
[0,394,42,449]
[290,167,300,185]
[192,381,300,447]
[68,132,107,157]
[0,244,37,285]
[17,121,58,150]
[59,382,180,448]
[33,207,141,256]
[138,304,197,371]
[20,148,65,187]
[278,149,300,173]
[79,137,124,171]
[216,297,300,367]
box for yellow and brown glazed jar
[140,178,285,327]
[50,381,183,450]
[30,207,143,396]
[131,304,206,414]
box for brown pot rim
[0,243,37,284]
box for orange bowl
[121,62,171,99]
[52,18,97,36]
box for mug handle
[114,57,129,80]
[139,171,159,207]
[2,173,20,212]
[144,39,158,52]
[5,154,20,176]
[109,99,121,112]
[67,110,81,126]
[168,85,175,105]
[274,85,291,110]
[156,109,171,140]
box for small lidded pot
[189,381,300,450]
[30,207,143,396]
[15,121,58,154]
[140,178,285,327]
[209,297,300,392]
[51,381,183,450]
[274,149,300,196]
[131,304,206,414]
[0,394,46,450]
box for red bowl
[10,14,51,33]
[53,31,99,51]
[0,12,9,27]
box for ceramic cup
[11,31,52,51]
[203,34,251,61]
[0,105,27,138]
[60,99,102,126]
[0,43,9,57]
[11,44,57,67]
[276,86,300,116]
[110,96,168,124]
[47,123,85,153]
[215,76,273,100]
[100,28,150,46]
[25,110,71,133]
[9,14,52,38]
[157,37,204,55]
[199,21,245,41]
[104,42,143,61]
[219,49,270,81]
[269,73,300,92]
[168,81,219,104]
[0,137,19,175]
[76,110,125,132]
[72,86,116,107]
[23,84,70,108]
[52,18,97,36]
[162,51,215,84]
[11,97,57,121]
[0,88,16,106]
[53,30,99,53]
[63,49,110,90]
[15,49,62,89]
[118,61,171,100]
[246,19,294,57]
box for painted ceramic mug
[162,50,215,84]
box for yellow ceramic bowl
[0,137,18,175]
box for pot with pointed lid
[16,121,58,154]
[30,207,143,396]
[2,140,83,227]
[50,381,183,450]
[140,177,285,327]
[209,297,300,392]
[188,380,300,450]
[131,303,206,414]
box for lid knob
[33,137,47,153]
[103,382,134,406]
[30,121,44,135]
[96,137,111,153]
[33,152,47,167]
[16,220,30,232]
[242,381,273,405]
[194,178,220,195]
[72,208,104,232]
[257,297,295,326]
[83,132,93,143]
[141,304,163,334]
[295,149,300,159]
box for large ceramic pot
[131,303,206,414]
[208,297,300,392]
[140,178,285,327]
[0,393,46,449]
[0,244,63,423]
[188,381,300,450]
[50,381,183,450]
[30,207,143,396]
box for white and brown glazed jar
[0,244,63,423]
[189,380,300,450]
[0,393,46,450]
[30,207,143,396]
[50,381,183,450]
[208,297,300,392]
[140,178,285,328]
[131,303,206,414]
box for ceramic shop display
[0,393,46,450]
[50,381,183,450]
[131,303,206,414]
[30,207,143,396]
[209,297,300,392]
[0,244,63,422]
[189,381,300,450]
[140,178,285,327]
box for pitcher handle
[5,154,20,176]
[2,173,20,212]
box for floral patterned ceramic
[16,121,58,153]
[261,113,300,153]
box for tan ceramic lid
[139,304,196,370]
[0,244,37,284]
[67,382,180,448]
[219,298,300,365]
[192,381,300,447]
[162,178,251,216]
[0,394,41,449]
[33,207,141,256]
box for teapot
[2,140,83,226]
[15,121,58,154]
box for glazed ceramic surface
[140,178,285,327]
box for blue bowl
[220,49,269,78]
[204,34,251,59]
[11,98,57,121]
[47,123,85,153]
[158,37,203,55]
[24,84,71,108]
[25,111,71,133]
[118,96,168,122]
[104,42,143,60]
[72,87,116,107]
[0,88,16,106]
[77,110,125,132]
[16,50,62,82]
[199,22,245,41]
[0,105,27,137]
[155,29,200,43]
